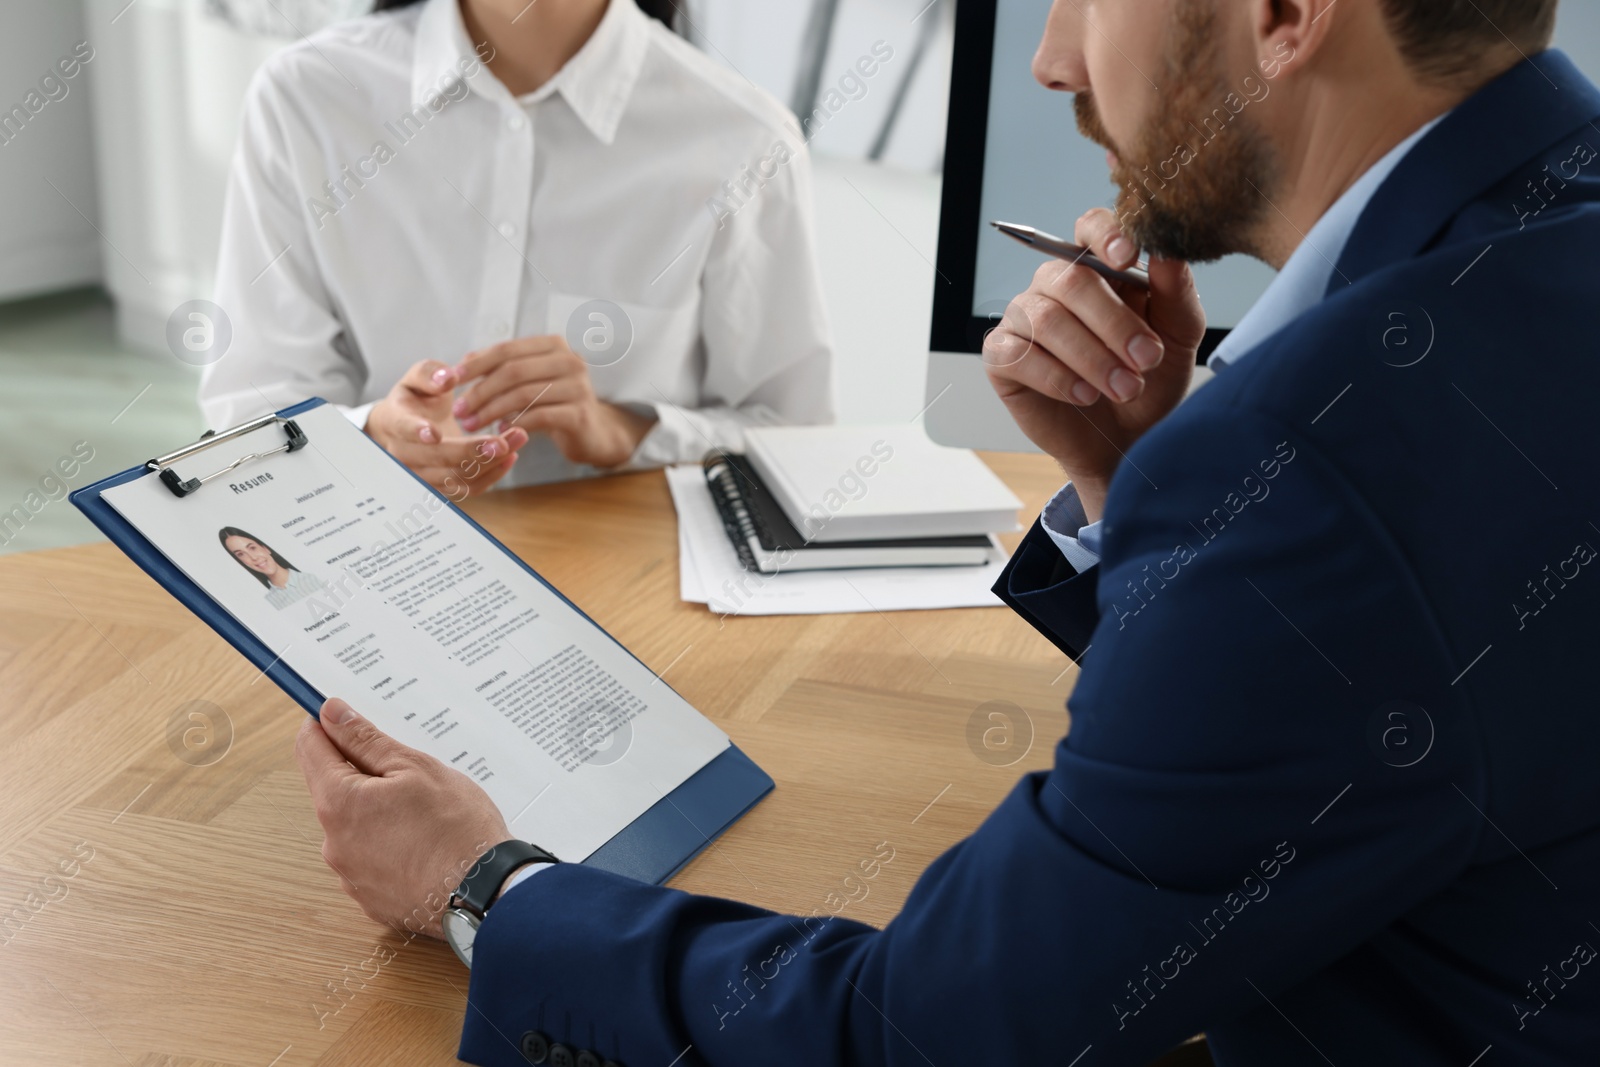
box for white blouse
[202,0,836,486]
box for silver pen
[990,220,1151,291]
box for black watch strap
[453,839,559,916]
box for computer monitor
[924,1,1600,451]
[923,0,1275,450]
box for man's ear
[1246,0,1341,80]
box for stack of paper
[665,465,1008,617]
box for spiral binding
[702,451,770,573]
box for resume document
[103,405,729,861]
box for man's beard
[1073,1,1276,262]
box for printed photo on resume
[219,525,328,611]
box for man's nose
[1033,0,1090,92]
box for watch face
[443,907,480,967]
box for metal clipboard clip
[147,413,309,498]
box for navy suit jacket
[461,50,1600,1066]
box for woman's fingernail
[483,440,501,458]
[452,397,468,416]
[459,415,479,431]
[1128,335,1163,370]
[323,700,353,725]
[432,368,452,387]
[1107,236,1136,267]
[1108,367,1143,402]
[1070,381,1099,405]
[419,423,437,444]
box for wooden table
[0,454,1073,1066]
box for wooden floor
[0,453,1072,1066]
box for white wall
[0,0,101,301]
[692,0,952,171]
[82,0,284,353]
[1554,4,1600,76]
[813,153,941,424]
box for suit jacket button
[576,1053,601,1067]
[549,1045,576,1067]
[519,1031,550,1063]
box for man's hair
[1378,0,1560,85]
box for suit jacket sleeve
[993,516,1101,661]
[459,407,1487,1067]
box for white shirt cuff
[621,402,692,469]
[497,861,553,899]
[1040,482,1103,573]
[617,400,744,470]
[338,401,377,432]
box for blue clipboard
[70,397,773,886]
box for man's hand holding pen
[982,207,1207,524]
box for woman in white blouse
[203,0,836,495]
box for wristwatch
[442,839,559,967]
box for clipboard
[70,398,773,886]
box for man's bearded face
[1073,0,1277,262]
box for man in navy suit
[296,0,1600,1062]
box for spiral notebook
[702,451,998,574]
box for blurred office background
[0,0,956,555]
[3,0,1599,555]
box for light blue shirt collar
[1207,114,1446,370]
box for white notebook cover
[743,425,1023,543]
